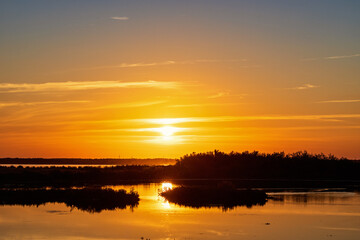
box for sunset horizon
[1,1,360,159]
[1,1,360,239]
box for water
[0,183,359,240]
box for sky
[0,0,359,158]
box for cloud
[303,53,360,61]
[98,100,166,109]
[208,91,230,99]
[79,61,177,71]
[168,102,244,108]
[0,100,89,108]
[116,61,176,68]
[194,59,246,63]
[318,99,360,103]
[75,59,247,71]
[325,53,360,60]
[0,80,180,93]
[133,114,360,124]
[128,126,190,134]
[289,83,319,90]
[110,16,129,21]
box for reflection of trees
[161,186,267,211]
[0,188,139,213]
[270,192,357,205]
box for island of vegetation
[0,188,139,213]
[160,184,268,210]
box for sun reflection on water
[161,182,173,192]
[159,182,173,209]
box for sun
[143,124,185,143]
[158,126,177,137]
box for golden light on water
[161,201,171,209]
[160,182,173,209]
[161,182,173,192]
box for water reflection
[0,184,358,213]
[158,182,174,210]
[161,182,173,192]
[0,184,359,240]
[270,192,358,205]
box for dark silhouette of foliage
[160,184,267,210]
[0,165,177,187]
[0,188,139,213]
[175,150,360,180]
[0,151,359,188]
[0,158,175,166]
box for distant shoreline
[0,158,176,166]
[1,151,359,189]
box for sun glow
[152,125,185,143]
[129,125,189,143]
[158,126,177,137]
[144,118,193,125]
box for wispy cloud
[325,53,360,60]
[78,61,177,71]
[110,16,129,21]
[289,83,319,90]
[98,100,166,109]
[194,59,246,63]
[208,91,230,99]
[0,80,180,93]
[133,114,360,124]
[128,126,190,134]
[77,59,247,71]
[318,99,360,103]
[303,53,360,61]
[168,102,244,108]
[206,91,246,99]
[8,114,357,127]
[0,101,89,108]
[113,61,176,68]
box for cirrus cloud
[318,99,360,103]
[288,83,319,90]
[110,16,129,21]
[0,80,181,93]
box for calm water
[0,183,359,240]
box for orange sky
[0,1,359,158]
